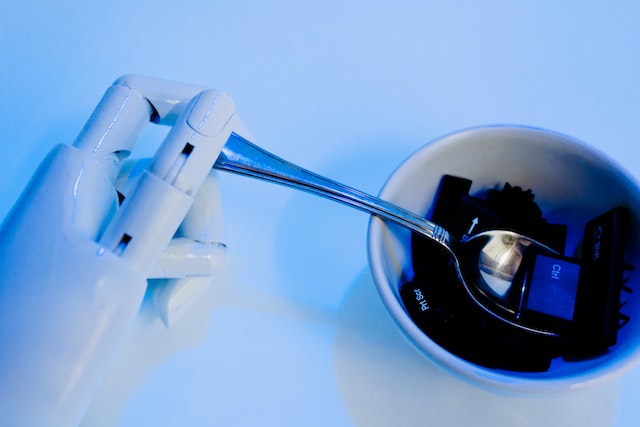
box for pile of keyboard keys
[401,175,632,372]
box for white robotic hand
[0,75,242,427]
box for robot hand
[0,75,244,427]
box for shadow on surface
[333,269,618,427]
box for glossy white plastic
[0,75,238,426]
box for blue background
[1,1,639,425]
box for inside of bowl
[369,126,640,387]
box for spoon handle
[213,133,449,246]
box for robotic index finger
[0,75,241,427]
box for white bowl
[367,125,640,393]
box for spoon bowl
[453,229,560,335]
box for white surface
[1,1,639,426]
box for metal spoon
[214,133,557,335]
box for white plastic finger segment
[152,276,220,328]
[178,170,227,244]
[113,74,207,125]
[73,84,152,180]
[149,238,227,279]
[149,89,235,196]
